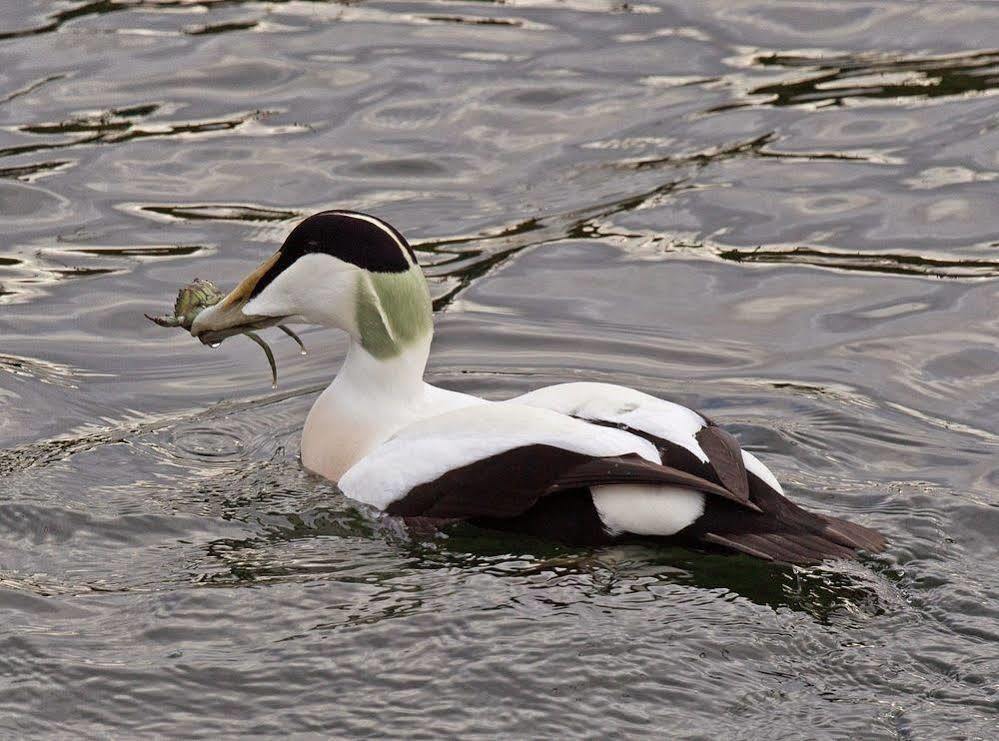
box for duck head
[190,210,433,359]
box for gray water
[1,1,998,737]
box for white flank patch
[511,382,709,462]
[741,449,784,495]
[592,484,705,536]
[339,403,661,510]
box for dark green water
[1,1,997,737]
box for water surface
[1,1,997,737]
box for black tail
[679,473,886,564]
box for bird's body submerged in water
[190,210,886,564]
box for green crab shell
[147,278,225,330]
[173,278,224,328]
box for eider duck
[190,210,886,563]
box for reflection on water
[748,49,999,109]
[1,0,998,737]
[718,245,999,278]
[135,203,301,223]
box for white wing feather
[340,402,661,510]
[510,382,709,461]
[511,381,784,494]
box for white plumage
[512,381,710,461]
[340,402,660,510]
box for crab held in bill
[145,278,305,387]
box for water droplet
[300,349,307,356]
[209,341,222,349]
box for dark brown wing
[694,425,750,502]
[677,469,887,563]
[385,444,751,520]
[384,440,886,565]
[541,419,887,563]
[545,454,759,510]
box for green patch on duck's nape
[355,265,433,359]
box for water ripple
[723,48,999,111]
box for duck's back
[509,381,886,561]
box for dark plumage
[386,433,885,565]
[386,444,744,521]
[676,471,886,563]
[609,422,886,563]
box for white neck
[301,332,432,481]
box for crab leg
[144,313,182,328]
[244,331,278,388]
[277,325,307,355]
